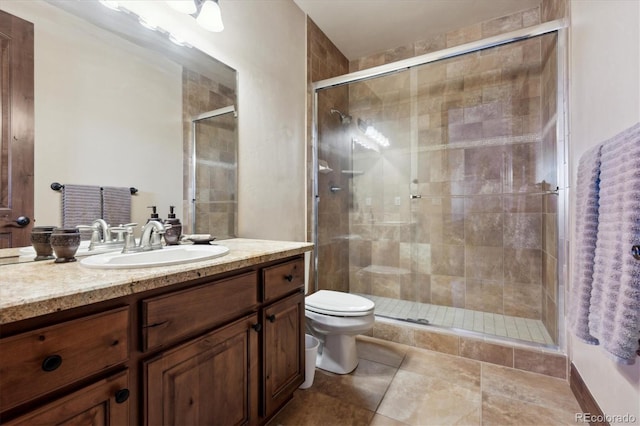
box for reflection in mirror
[0,1,237,263]
[191,106,237,239]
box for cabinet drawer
[262,258,304,302]
[142,271,258,352]
[0,307,129,412]
[4,370,130,426]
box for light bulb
[165,0,197,15]
[197,0,224,32]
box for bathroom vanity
[0,238,313,425]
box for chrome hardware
[139,220,170,251]
[632,245,640,260]
[410,194,422,199]
[330,185,342,193]
[92,219,111,243]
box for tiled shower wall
[182,69,237,238]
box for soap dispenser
[146,206,163,224]
[163,205,182,245]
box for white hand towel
[590,122,640,364]
[568,144,602,345]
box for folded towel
[589,122,640,364]
[61,184,102,231]
[568,143,602,345]
[102,186,132,226]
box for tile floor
[363,295,555,346]
[268,335,582,426]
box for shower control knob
[632,245,640,260]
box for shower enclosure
[312,21,568,347]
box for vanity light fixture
[166,0,224,32]
[196,0,224,32]
[98,0,120,11]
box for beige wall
[569,0,640,422]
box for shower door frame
[311,19,570,349]
[190,105,237,234]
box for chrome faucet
[122,220,170,253]
[92,219,111,243]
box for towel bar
[51,182,138,195]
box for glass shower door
[191,105,238,239]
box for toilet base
[316,333,359,374]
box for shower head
[330,108,352,124]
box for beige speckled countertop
[0,238,313,325]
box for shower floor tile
[360,294,555,346]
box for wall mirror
[0,0,237,258]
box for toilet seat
[306,290,374,317]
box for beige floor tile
[481,363,581,414]
[357,335,408,367]
[400,347,482,390]
[267,389,375,426]
[370,413,410,426]
[310,358,397,411]
[377,369,481,425]
[482,393,580,425]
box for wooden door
[0,10,34,248]
[4,371,130,426]
[145,313,259,426]
[263,291,305,418]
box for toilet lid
[306,290,375,316]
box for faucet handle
[109,226,131,243]
[121,226,138,253]
[76,224,101,248]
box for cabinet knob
[41,354,62,372]
[251,323,262,332]
[267,314,276,323]
[284,274,293,282]
[115,388,130,404]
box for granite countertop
[0,238,314,325]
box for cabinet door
[5,371,129,426]
[145,314,259,426]
[263,291,304,417]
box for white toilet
[305,290,375,374]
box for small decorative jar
[50,228,81,263]
[30,226,56,261]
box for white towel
[61,184,102,230]
[102,186,131,226]
[590,122,640,364]
[568,143,602,345]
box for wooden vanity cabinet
[261,258,306,419]
[144,313,260,426]
[0,254,307,426]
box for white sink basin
[80,244,229,269]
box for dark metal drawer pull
[42,354,62,372]
[284,274,293,282]
[267,314,276,323]
[115,388,130,404]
